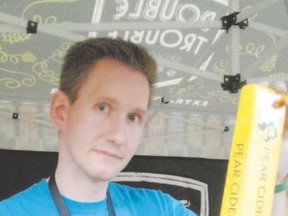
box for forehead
[88,58,149,88]
[78,58,150,107]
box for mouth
[93,149,122,160]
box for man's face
[52,58,150,182]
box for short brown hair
[60,37,157,104]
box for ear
[49,90,70,131]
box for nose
[105,116,127,145]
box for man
[0,38,197,215]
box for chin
[88,167,120,181]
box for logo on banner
[114,172,209,216]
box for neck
[53,159,109,202]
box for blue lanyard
[48,174,116,216]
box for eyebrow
[133,108,148,117]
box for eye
[97,104,108,112]
[128,113,139,122]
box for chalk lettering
[154,53,181,63]
[109,30,208,54]
[114,0,217,26]
[152,96,208,107]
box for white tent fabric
[0,0,287,159]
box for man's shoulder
[1,179,48,201]
[0,179,52,214]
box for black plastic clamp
[223,126,230,132]
[221,73,247,93]
[12,113,19,119]
[26,20,38,34]
[220,12,248,33]
[161,97,169,104]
